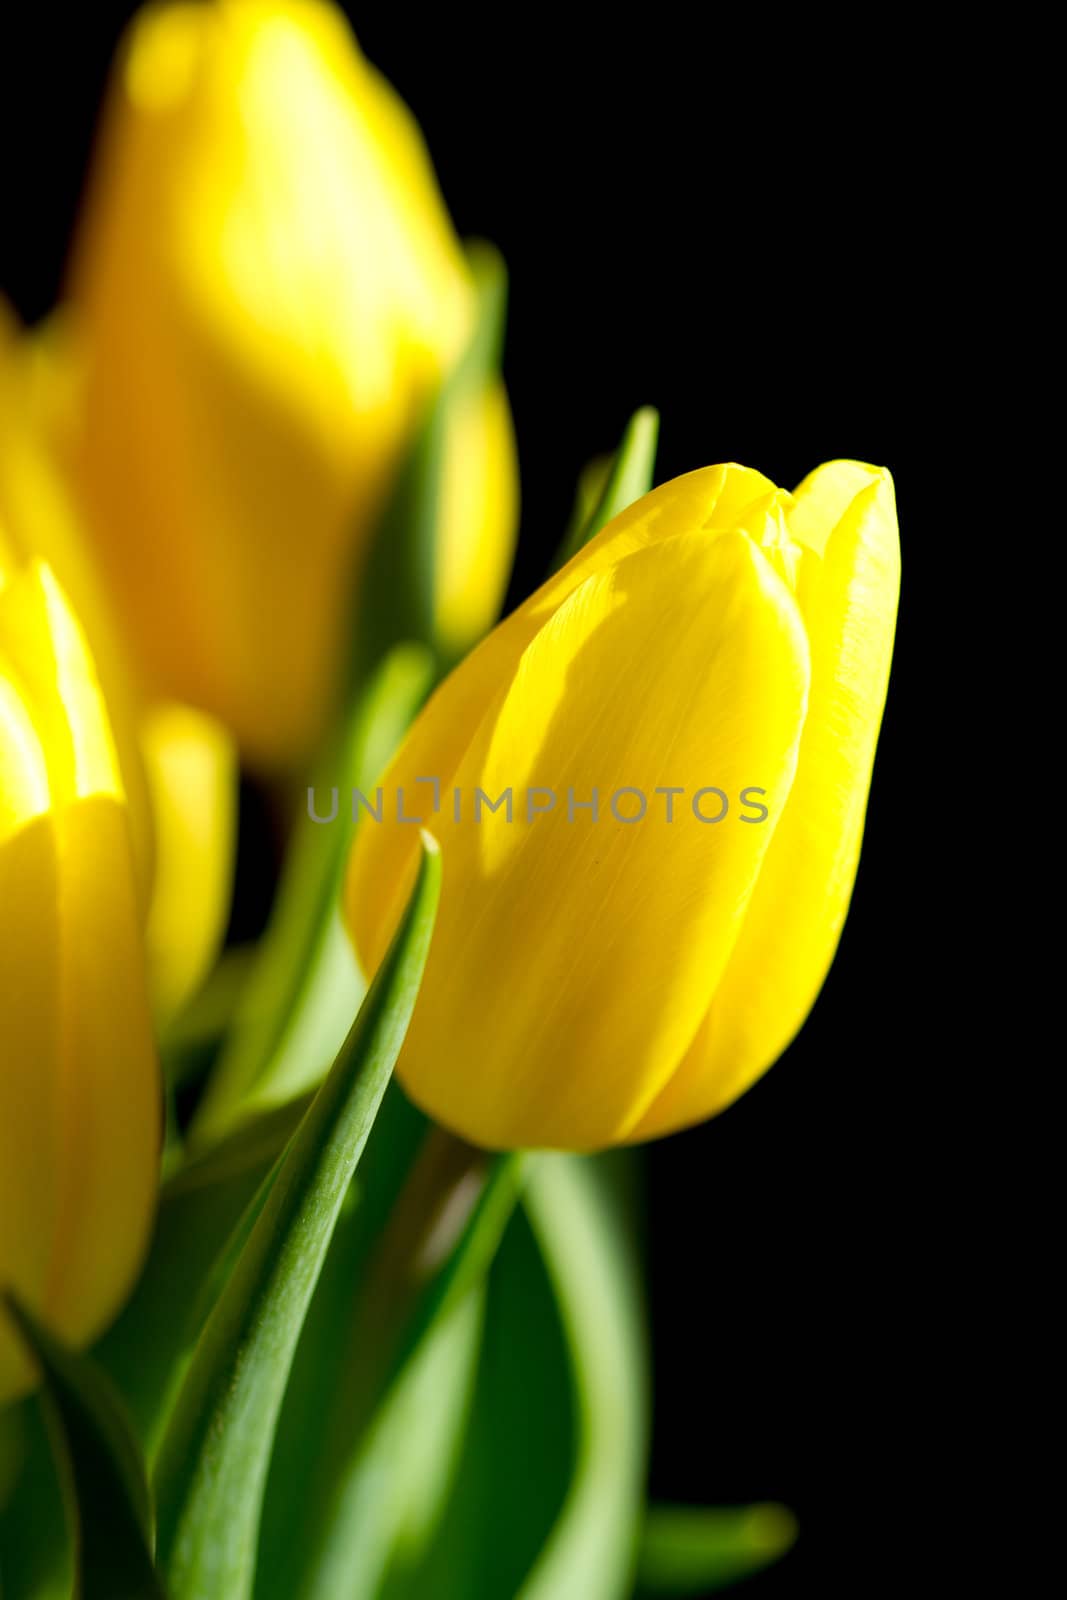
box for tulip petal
[1,312,156,897]
[48,802,160,1344]
[0,569,159,1403]
[354,528,809,1150]
[529,462,780,627]
[0,807,61,1398]
[346,462,784,967]
[0,670,49,837]
[632,463,899,1138]
[3,1294,165,1599]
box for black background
[2,8,944,1595]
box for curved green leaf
[637,1503,798,1594]
[252,1082,431,1600]
[290,1150,525,1600]
[553,406,659,570]
[292,1288,486,1600]
[382,1151,524,1392]
[152,839,442,1600]
[3,1295,165,1600]
[378,1205,575,1600]
[379,1153,648,1600]
[518,1155,648,1600]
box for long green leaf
[291,1288,486,1600]
[252,1083,432,1600]
[636,1503,798,1594]
[293,1150,525,1599]
[373,1204,575,1600]
[552,406,659,570]
[152,839,441,1600]
[192,644,434,1147]
[381,1153,647,1600]
[518,1155,648,1600]
[381,1150,524,1393]
[3,1295,165,1600]
[92,1095,310,1459]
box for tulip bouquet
[0,4,900,1597]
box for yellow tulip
[0,305,235,1026]
[0,550,160,1403]
[64,0,517,769]
[345,461,900,1150]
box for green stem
[298,1135,525,1599]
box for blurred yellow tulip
[0,304,235,1026]
[0,550,160,1403]
[63,0,517,769]
[345,461,899,1150]
[140,701,236,1023]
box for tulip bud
[0,553,160,1403]
[64,0,517,768]
[345,461,899,1150]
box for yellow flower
[0,549,160,1403]
[345,461,900,1150]
[63,0,517,769]
[0,305,235,1026]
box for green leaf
[0,1399,24,1510]
[3,1295,165,1600]
[376,1205,574,1600]
[370,1291,486,1585]
[384,1153,648,1600]
[382,1150,524,1393]
[636,1503,798,1594]
[287,1149,525,1600]
[517,1155,648,1600]
[251,1082,432,1600]
[192,643,434,1146]
[0,1397,70,1599]
[152,839,442,1600]
[93,1097,310,1458]
[552,406,659,570]
[559,454,613,553]
[282,1288,486,1600]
